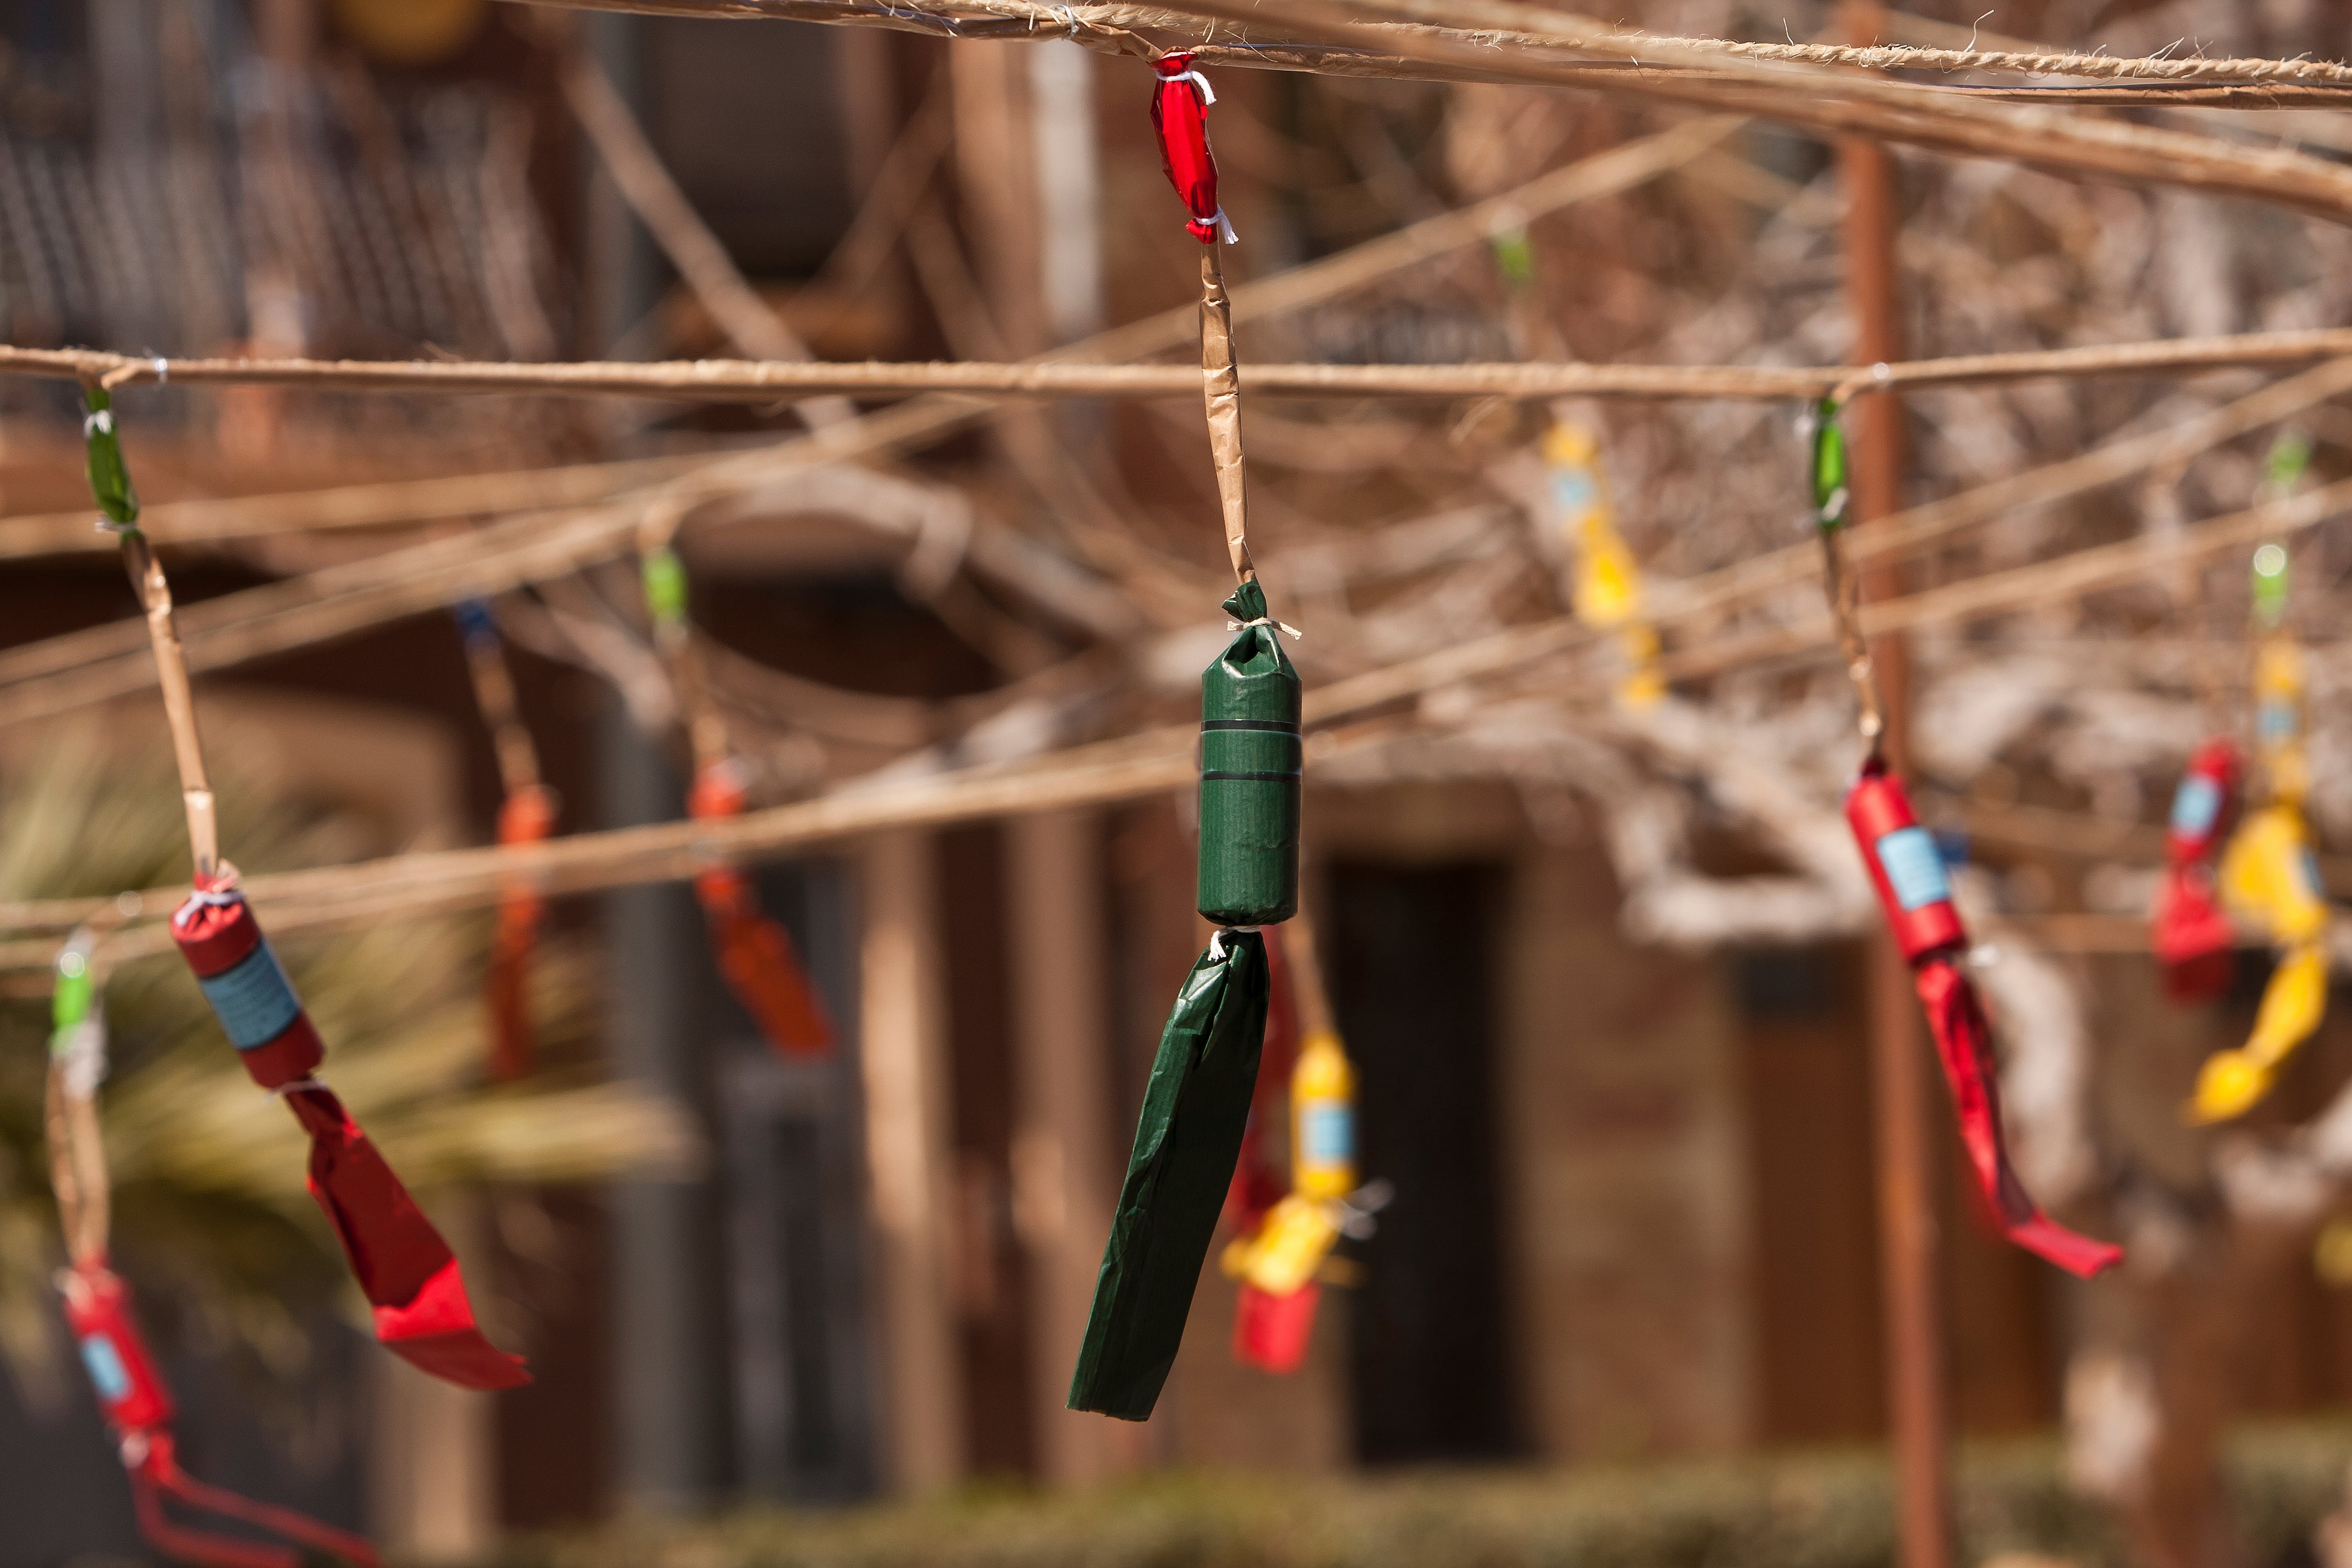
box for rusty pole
[1836,7,1952,1568]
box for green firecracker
[82,387,139,529]
[1197,580,1301,927]
[1067,928,1269,1419]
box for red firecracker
[1226,926,1300,1240]
[689,762,834,1058]
[2152,738,2239,1001]
[1846,759,2122,1279]
[486,783,557,1080]
[62,1264,382,1568]
[1151,53,1236,244]
[173,884,529,1390]
[1233,1278,1320,1374]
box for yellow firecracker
[2191,538,2331,1123]
[1544,422,1663,708]
[1291,1028,1357,1200]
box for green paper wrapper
[1198,581,1301,927]
[1067,929,1269,1419]
[82,387,139,528]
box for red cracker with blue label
[1846,758,2122,1279]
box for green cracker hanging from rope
[1069,54,1302,1421]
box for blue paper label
[1877,826,1952,912]
[1301,1102,1353,1166]
[197,941,302,1050]
[2171,776,2223,838]
[2303,848,2327,903]
[2260,701,2296,745]
[79,1334,130,1403]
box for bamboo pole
[1835,8,1950,1561]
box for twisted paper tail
[702,884,835,1057]
[281,1085,530,1389]
[2190,939,2329,1123]
[486,785,557,1081]
[137,1436,382,1568]
[174,892,528,1390]
[688,765,834,1057]
[1915,958,2122,1279]
[1071,930,1269,1419]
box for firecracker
[636,541,835,1058]
[1219,914,1373,1375]
[83,385,527,1392]
[1812,400,2122,1278]
[1070,57,1301,1419]
[454,598,556,1080]
[1543,421,1664,708]
[2192,537,2331,1122]
[47,939,382,1568]
[2152,737,2240,1002]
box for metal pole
[1836,7,1951,1568]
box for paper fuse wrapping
[2152,739,2240,1002]
[1846,760,2122,1279]
[1198,581,1301,927]
[174,886,529,1390]
[1069,929,1269,1419]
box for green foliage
[476,1425,2352,1568]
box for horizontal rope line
[21,330,2352,407]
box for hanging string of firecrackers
[1068,54,1304,1420]
[80,384,528,1391]
[1221,909,1385,1374]
[46,930,384,1568]
[2155,433,2315,1011]
[1541,423,1665,709]
[1811,398,2122,1278]
[636,524,834,1059]
[453,599,558,1080]
[2191,448,2331,1122]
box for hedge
[480,1422,2352,1568]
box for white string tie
[1227,613,1303,640]
[171,886,241,929]
[1166,67,1217,105]
[270,1076,327,1099]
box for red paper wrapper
[1151,54,1234,244]
[1226,926,1301,1239]
[2154,866,2236,1002]
[690,765,834,1058]
[486,784,557,1080]
[174,887,529,1390]
[63,1264,382,1568]
[2153,739,2239,1002]
[1844,762,2122,1278]
[1233,1280,1320,1374]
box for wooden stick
[554,38,860,429]
[25,330,2352,408]
[117,529,218,877]
[514,0,2352,93]
[11,475,2349,958]
[1199,246,1253,583]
